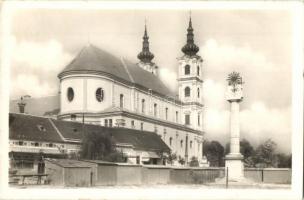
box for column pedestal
[225,154,244,182]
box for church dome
[181,17,199,56]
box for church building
[57,17,205,164]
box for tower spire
[181,13,199,56]
[137,21,154,63]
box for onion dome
[137,24,154,63]
[181,17,199,56]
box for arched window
[176,111,179,123]
[185,87,190,97]
[67,87,74,102]
[154,103,158,117]
[96,88,104,102]
[180,140,183,148]
[184,65,190,75]
[141,99,145,113]
[197,66,200,76]
[169,137,173,146]
[190,141,193,148]
[197,88,200,98]
[120,94,124,108]
[165,107,168,120]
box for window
[109,119,113,127]
[180,140,183,148]
[67,87,74,102]
[176,111,179,123]
[140,122,144,131]
[141,99,145,113]
[37,125,46,132]
[197,88,200,98]
[71,114,76,121]
[185,65,190,75]
[190,141,193,148]
[49,143,53,148]
[154,103,157,117]
[164,128,167,134]
[185,87,190,97]
[169,137,173,146]
[18,141,24,146]
[165,107,168,120]
[104,119,108,127]
[120,94,124,108]
[154,126,158,133]
[34,142,39,147]
[131,120,135,128]
[198,114,200,126]
[197,66,200,76]
[96,88,104,102]
[185,114,190,125]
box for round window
[67,87,74,102]
[96,88,104,102]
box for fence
[43,159,291,187]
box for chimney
[18,102,26,114]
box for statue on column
[225,71,245,182]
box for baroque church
[57,17,206,164]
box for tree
[80,131,125,162]
[203,140,225,167]
[276,153,292,168]
[189,156,199,167]
[253,139,277,167]
[166,152,177,165]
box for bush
[189,156,199,167]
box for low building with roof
[9,113,170,169]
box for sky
[7,8,292,153]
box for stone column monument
[225,71,244,182]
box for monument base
[225,153,244,182]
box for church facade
[57,18,206,164]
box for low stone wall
[245,168,291,184]
[142,165,171,185]
[47,159,291,186]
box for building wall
[59,73,204,162]
[45,160,64,186]
[64,167,92,187]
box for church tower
[137,23,158,75]
[178,16,204,131]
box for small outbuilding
[45,159,97,187]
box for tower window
[185,114,190,125]
[169,137,173,146]
[120,94,124,108]
[141,99,145,114]
[185,87,191,97]
[96,88,104,102]
[198,114,200,126]
[197,88,200,98]
[67,87,74,102]
[185,65,190,75]
[165,107,168,120]
[154,103,158,117]
[197,66,200,76]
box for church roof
[58,45,176,98]
[9,113,170,152]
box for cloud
[10,37,73,99]
[159,67,177,92]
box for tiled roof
[58,45,176,98]
[9,113,63,143]
[9,113,170,153]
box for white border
[0,1,303,200]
